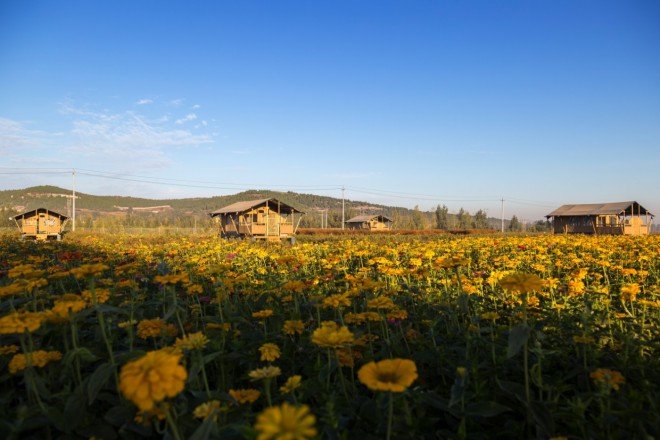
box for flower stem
[386,392,394,440]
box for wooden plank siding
[209,199,303,241]
[345,215,393,231]
[13,208,69,241]
[546,202,653,236]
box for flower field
[0,232,658,439]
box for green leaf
[187,357,203,384]
[115,350,146,364]
[507,324,531,358]
[104,405,134,427]
[457,293,470,314]
[163,300,179,321]
[75,422,118,440]
[422,392,449,412]
[45,406,66,432]
[64,385,87,431]
[63,347,100,366]
[87,362,115,404]
[529,401,555,437]
[464,401,511,417]
[188,416,217,440]
[497,380,526,403]
[448,378,466,408]
[203,351,222,364]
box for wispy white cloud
[136,98,153,105]
[169,98,184,107]
[61,102,213,170]
[175,113,197,124]
[0,117,50,151]
[192,104,200,109]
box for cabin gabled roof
[345,214,393,223]
[14,208,68,220]
[546,201,653,218]
[209,198,304,216]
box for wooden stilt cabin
[210,198,304,241]
[545,201,654,235]
[13,208,69,241]
[345,214,393,231]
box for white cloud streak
[136,98,153,105]
[0,118,51,151]
[175,113,197,124]
[61,102,213,170]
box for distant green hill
[0,186,516,230]
[0,185,389,213]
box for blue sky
[1,0,659,221]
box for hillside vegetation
[1,186,526,231]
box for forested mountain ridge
[0,185,386,213]
[0,185,529,230]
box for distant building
[345,214,393,231]
[209,198,304,241]
[13,208,69,241]
[545,201,654,235]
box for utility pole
[341,187,345,230]
[500,197,504,233]
[72,169,76,232]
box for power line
[1,166,559,210]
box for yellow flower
[0,311,45,334]
[252,309,274,319]
[590,368,625,391]
[283,320,305,335]
[311,321,354,348]
[282,280,306,293]
[136,318,167,339]
[499,273,544,294]
[229,388,261,404]
[0,345,20,356]
[254,402,317,440]
[279,375,302,394]
[175,332,209,351]
[153,273,189,285]
[259,343,281,362]
[0,282,26,298]
[480,312,499,321]
[345,312,382,325]
[620,283,640,301]
[9,350,63,374]
[367,296,396,310]
[207,322,232,331]
[134,405,167,426]
[567,280,585,296]
[69,263,109,279]
[51,294,88,317]
[357,358,418,392]
[8,264,45,279]
[193,400,227,421]
[81,288,111,304]
[186,284,204,295]
[322,293,352,309]
[119,350,188,411]
[573,335,596,344]
[249,366,282,381]
[386,309,408,321]
[336,347,363,368]
[118,319,137,329]
[434,256,470,269]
